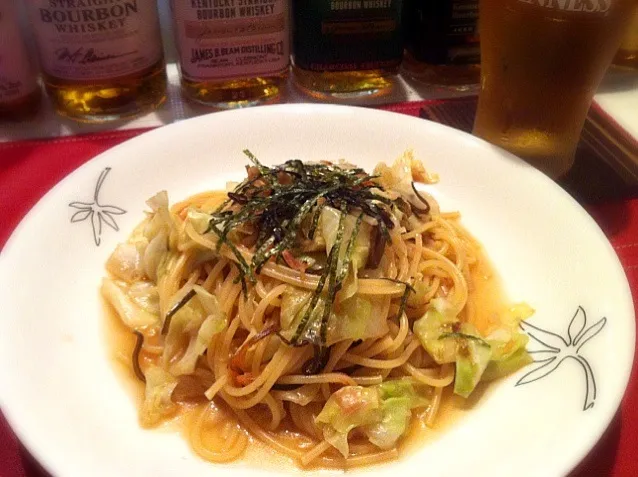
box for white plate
[0,104,634,477]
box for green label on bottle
[293,0,404,72]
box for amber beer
[614,6,638,68]
[473,0,637,178]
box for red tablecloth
[1,105,637,476]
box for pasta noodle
[102,152,533,468]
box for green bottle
[402,0,480,91]
[292,0,405,99]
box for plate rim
[0,103,635,477]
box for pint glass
[614,5,638,69]
[473,0,637,178]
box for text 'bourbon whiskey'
[171,0,290,108]
[26,0,167,122]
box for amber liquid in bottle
[292,67,400,100]
[402,0,480,90]
[180,72,288,109]
[26,1,167,123]
[402,51,480,90]
[291,0,404,99]
[172,0,290,108]
[43,59,167,123]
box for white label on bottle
[0,1,38,102]
[171,0,290,81]
[26,0,163,81]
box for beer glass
[614,5,638,69]
[473,0,637,178]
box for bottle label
[0,1,38,102]
[293,0,404,72]
[172,0,290,81]
[26,1,163,81]
[406,0,479,66]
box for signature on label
[54,47,136,65]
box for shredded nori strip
[132,331,146,383]
[161,288,197,335]
[396,284,413,321]
[337,212,364,282]
[378,277,417,295]
[230,321,279,380]
[317,204,350,346]
[307,201,325,241]
[366,224,386,269]
[411,182,431,214]
[302,345,332,375]
[201,151,420,352]
[209,152,395,288]
[289,208,347,345]
[375,277,415,319]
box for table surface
[0,98,637,476]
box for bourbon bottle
[291,0,405,99]
[402,0,480,90]
[0,0,41,121]
[26,0,167,122]
[171,0,290,108]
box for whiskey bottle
[171,0,290,108]
[291,0,405,99]
[0,0,41,121]
[25,1,167,122]
[402,0,480,90]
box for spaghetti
[102,151,533,468]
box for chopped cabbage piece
[166,286,227,375]
[486,303,534,361]
[146,191,172,225]
[315,386,381,457]
[480,303,533,381]
[186,209,213,235]
[106,243,145,282]
[140,366,178,427]
[452,334,492,398]
[414,307,491,396]
[279,288,389,346]
[373,151,438,204]
[315,379,430,457]
[127,281,160,315]
[320,206,371,271]
[413,308,459,364]
[414,302,534,397]
[482,347,533,382]
[364,396,412,450]
[143,230,168,282]
[332,294,389,344]
[101,277,158,329]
